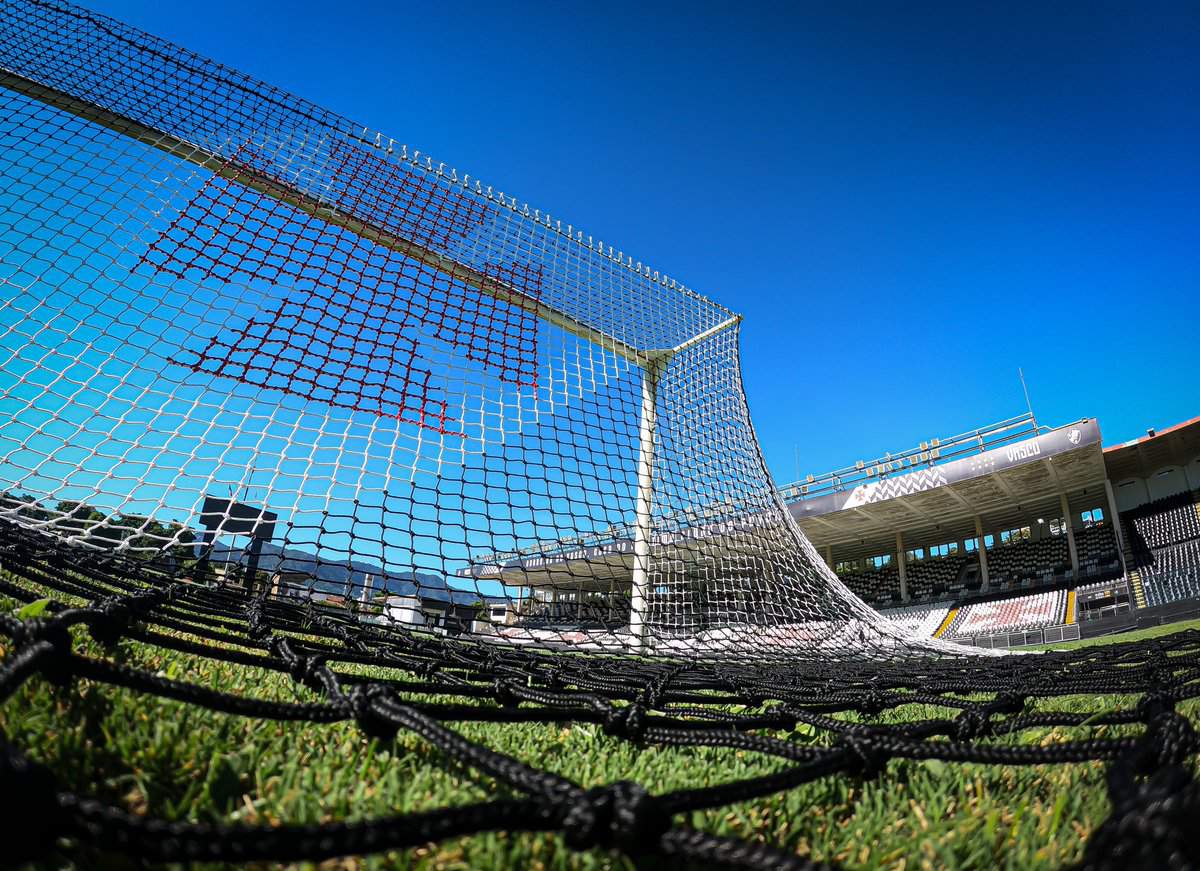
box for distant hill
[199,540,481,605]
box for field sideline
[3,570,1197,871]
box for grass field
[3,572,1197,871]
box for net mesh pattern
[0,0,917,657]
[2,525,1199,869]
[1,2,1198,867]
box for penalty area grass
[2,571,1197,871]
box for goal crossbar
[0,69,748,366]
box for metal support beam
[664,314,742,357]
[895,530,908,603]
[992,472,1020,501]
[0,70,657,362]
[629,358,664,650]
[1059,493,1080,582]
[1104,478,1132,587]
[975,514,990,593]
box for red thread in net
[141,140,540,433]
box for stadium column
[895,531,908,602]
[975,515,990,592]
[629,356,665,650]
[1060,493,1080,581]
[1103,478,1131,580]
[823,545,833,569]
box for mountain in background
[199,540,481,605]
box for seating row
[945,588,1068,639]
[877,601,952,638]
[1139,539,1200,607]
[840,530,1095,608]
[1124,490,1200,554]
[985,535,1068,590]
[1074,523,1121,581]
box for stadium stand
[944,588,1069,639]
[1074,523,1121,581]
[842,534,1094,610]
[1119,489,1200,607]
[786,414,1200,644]
[1123,490,1200,553]
[516,599,631,629]
[906,553,975,601]
[1137,538,1200,607]
[985,535,1069,590]
[878,601,953,638]
[837,564,900,605]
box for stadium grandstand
[466,411,1200,650]
[790,412,1200,647]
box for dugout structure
[0,0,929,657]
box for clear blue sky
[83,0,1200,486]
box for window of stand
[999,526,1032,545]
[929,541,958,559]
[905,547,926,563]
[1080,507,1106,527]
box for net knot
[492,678,520,708]
[0,737,62,863]
[838,735,890,779]
[954,708,992,741]
[11,617,73,684]
[269,638,326,689]
[87,596,132,645]
[1080,762,1200,870]
[1148,664,1181,690]
[561,781,669,852]
[603,703,647,742]
[858,689,889,717]
[344,685,398,741]
[1136,691,1176,723]
[245,604,271,643]
[1140,711,1199,771]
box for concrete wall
[1188,456,1200,491]
[1114,477,1150,512]
[1148,466,1190,501]
[1110,450,1200,513]
[384,596,424,625]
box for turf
[3,574,1197,871]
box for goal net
[0,0,941,659]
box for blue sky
[39,0,1200,485]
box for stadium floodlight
[0,0,955,658]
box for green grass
[1027,617,1200,651]
[3,575,1197,871]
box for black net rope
[2,2,1200,867]
[2,523,1199,869]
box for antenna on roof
[1018,367,1038,432]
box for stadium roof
[463,413,1200,587]
[787,418,1107,558]
[1103,415,1200,482]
